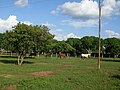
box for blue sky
[0,0,120,40]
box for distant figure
[45,52,52,57]
[29,52,37,57]
[58,52,66,58]
[81,54,91,58]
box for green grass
[0,56,120,90]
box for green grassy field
[0,56,119,90]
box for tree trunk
[67,53,69,57]
[37,52,40,58]
[17,54,25,65]
[18,55,20,65]
[94,54,95,58]
[20,55,24,65]
[56,53,58,57]
[86,49,92,54]
[50,53,53,57]
[11,51,12,56]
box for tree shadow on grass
[0,56,18,58]
[112,74,120,80]
[0,56,35,59]
[0,60,34,65]
[101,59,120,62]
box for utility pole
[98,0,102,69]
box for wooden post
[98,0,102,69]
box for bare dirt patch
[30,70,64,77]
[0,74,14,78]
[1,85,17,90]
[32,62,52,65]
[30,71,53,77]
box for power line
[0,0,51,9]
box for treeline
[0,23,120,64]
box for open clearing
[0,56,120,90]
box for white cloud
[15,0,28,7]
[51,10,56,15]
[22,21,32,25]
[41,22,56,28]
[102,0,116,17]
[0,15,18,32]
[55,29,63,32]
[52,0,120,19]
[62,19,98,28]
[54,33,80,41]
[115,0,120,15]
[65,33,81,39]
[53,34,65,41]
[52,0,98,19]
[0,15,32,33]
[50,29,80,41]
[105,30,120,38]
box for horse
[58,52,66,58]
[81,54,91,58]
[45,52,52,57]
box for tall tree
[3,23,54,65]
[104,38,120,57]
[80,36,98,54]
[32,25,54,53]
[0,33,4,49]
[3,23,34,65]
[51,41,75,54]
[66,38,81,56]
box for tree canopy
[104,38,120,57]
[3,23,54,65]
[0,22,120,65]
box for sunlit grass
[0,56,119,90]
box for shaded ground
[112,74,120,80]
[101,58,120,62]
[0,60,34,65]
[0,55,34,59]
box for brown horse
[45,53,52,57]
[58,52,66,58]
